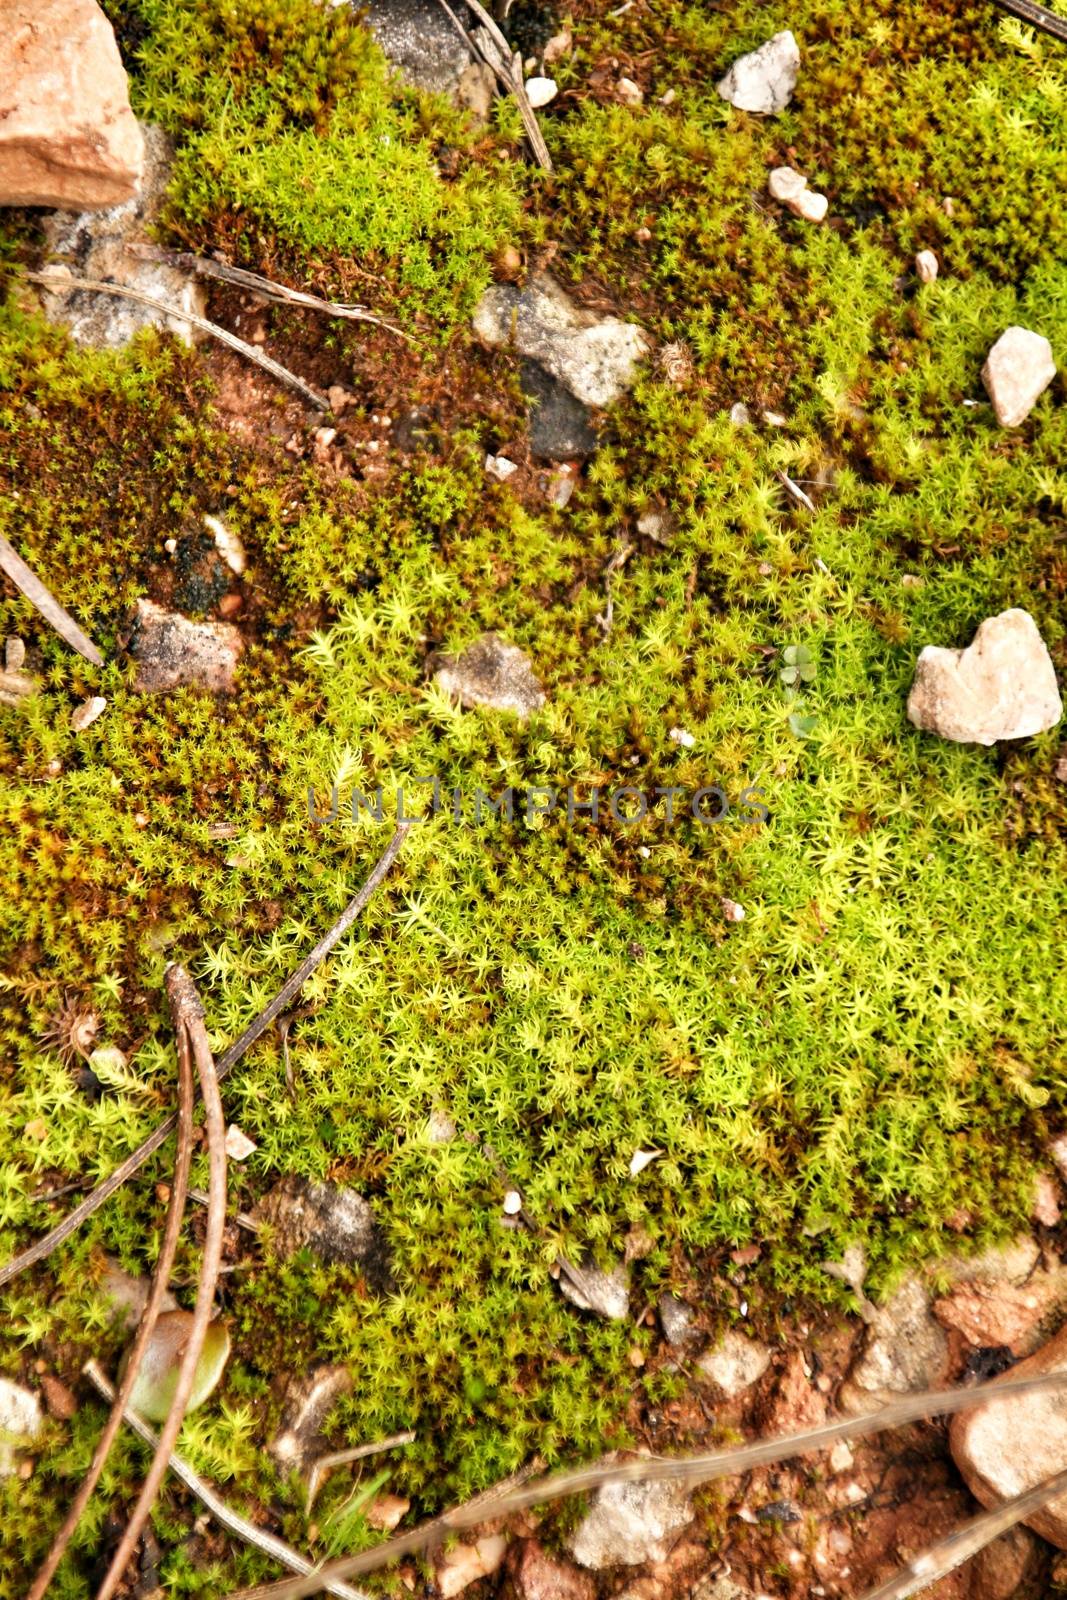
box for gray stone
[840,1275,948,1412]
[568,1479,694,1568]
[558,1259,630,1321]
[0,1378,42,1476]
[98,1256,179,1329]
[949,1320,1067,1549]
[695,1329,771,1398]
[907,608,1062,745]
[270,1364,353,1471]
[433,632,545,719]
[716,31,800,115]
[128,599,243,695]
[473,272,649,409]
[981,326,1056,428]
[361,0,473,96]
[658,1293,699,1348]
[521,361,599,460]
[38,124,207,349]
[253,1177,388,1280]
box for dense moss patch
[1,0,1065,1591]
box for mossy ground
[1,0,1065,1591]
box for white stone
[71,694,106,732]
[721,898,745,923]
[569,1479,694,1568]
[485,453,519,481]
[617,77,644,106]
[696,1329,771,1397]
[981,326,1056,428]
[204,514,246,576]
[907,608,1062,745]
[225,1124,257,1162]
[0,1379,42,1476]
[438,1535,508,1596]
[628,1149,661,1176]
[768,166,827,222]
[915,249,939,284]
[717,31,800,115]
[524,76,558,109]
[729,402,751,427]
[668,726,695,748]
[503,1189,522,1214]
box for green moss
[1,0,1066,1590]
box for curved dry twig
[224,1368,1067,1600]
[859,1462,1067,1599]
[25,1015,196,1599]
[0,823,413,1287]
[94,967,228,1600]
[83,1362,369,1600]
[25,270,329,410]
[0,532,104,667]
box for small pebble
[729,401,751,427]
[503,1189,522,1215]
[485,454,519,482]
[5,637,25,671]
[668,726,695,748]
[617,76,644,106]
[204,513,246,576]
[915,249,939,284]
[71,695,107,733]
[524,76,558,108]
[225,1124,258,1162]
[218,593,243,618]
[721,898,745,923]
[768,165,828,223]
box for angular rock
[568,1479,694,1568]
[969,1525,1042,1600]
[0,0,144,210]
[840,1275,948,1412]
[521,361,599,460]
[270,1364,353,1472]
[0,1378,42,1476]
[933,1271,1067,1357]
[658,1294,699,1349]
[254,1178,387,1276]
[759,1349,827,1433]
[505,1539,596,1600]
[915,249,939,284]
[39,124,207,349]
[981,326,1056,428]
[433,633,545,719]
[559,1259,630,1321]
[949,1321,1067,1549]
[438,1535,508,1597]
[362,0,473,96]
[768,166,827,223]
[525,77,558,109]
[906,608,1062,745]
[1034,1172,1062,1227]
[695,1329,771,1398]
[128,599,243,695]
[716,31,800,115]
[473,272,649,409]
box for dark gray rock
[254,1177,390,1285]
[521,361,598,460]
[361,0,474,96]
[658,1293,699,1348]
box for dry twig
[95,966,228,1600]
[305,1432,417,1516]
[430,0,553,170]
[222,1368,1067,1600]
[25,1020,196,1600]
[0,532,104,666]
[0,824,412,1287]
[25,270,329,410]
[125,247,413,342]
[83,1362,369,1600]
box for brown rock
[949,1320,1067,1549]
[0,0,144,209]
[760,1349,827,1434]
[40,1374,77,1421]
[128,599,243,695]
[934,1273,1067,1356]
[969,1526,1042,1600]
[505,1539,595,1600]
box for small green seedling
[779,644,817,688]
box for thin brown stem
[83,1362,369,1600]
[222,1368,1067,1600]
[0,824,412,1287]
[95,968,228,1600]
[25,270,329,410]
[24,1019,195,1599]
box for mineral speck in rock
[128,598,243,695]
[906,608,1062,745]
[981,326,1057,428]
[568,1479,694,1568]
[432,633,545,719]
[716,31,800,115]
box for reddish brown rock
[505,1539,595,1600]
[39,1374,77,1421]
[760,1349,827,1434]
[933,1275,1066,1356]
[949,1320,1067,1549]
[0,0,144,210]
[969,1526,1042,1600]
